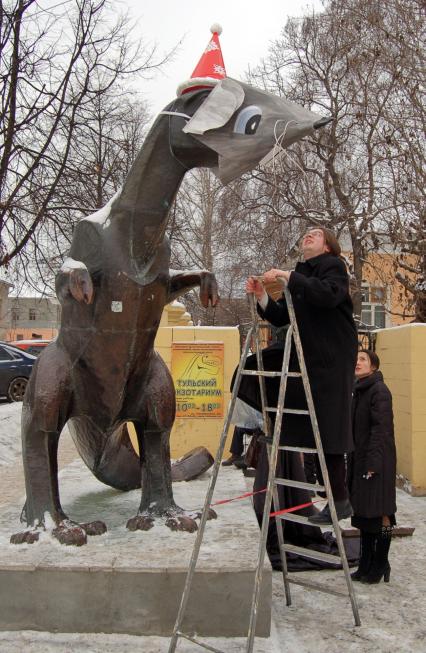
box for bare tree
[248,0,425,320]
[169,169,299,326]
[0,0,170,289]
[31,93,150,292]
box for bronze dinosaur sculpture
[11,78,331,546]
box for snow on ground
[0,402,425,652]
[0,402,23,466]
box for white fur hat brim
[176,77,220,97]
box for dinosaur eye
[233,105,262,135]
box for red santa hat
[177,24,226,96]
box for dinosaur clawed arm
[55,257,94,305]
[168,269,219,308]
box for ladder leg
[272,481,292,606]
[314,450,361,626]
[245,415,282,653]
[286,288,361,627]
[246,322,293,653]
[272,325,293,607]
[248,293,272,440]
[168,331,254,653]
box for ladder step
[279,445,318,453]
[264,407,310,415]
[275,512,342,533]
[281,543,342,565]
[274,478,325,492]
[240,370,301,378]
[275,512,314,526]
[285,575,348,598]
[241,370,282,377]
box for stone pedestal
[0,461,271,636]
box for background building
[4,297,60,341]
[0,281,13,340]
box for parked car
[8,339,51,357]
[0,343,37,402]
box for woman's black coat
[237,253,358,454]
[348,371,397,518]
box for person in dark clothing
[243,227,358,523]
[348,349,397,584]
[222,426,256,468]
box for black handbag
[244,429,264,469]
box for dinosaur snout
[313,117,333,130]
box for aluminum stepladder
[168,288,360,653]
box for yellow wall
[375,324,426,495]
[128,301,240,460]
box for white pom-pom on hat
[210,23,222,35]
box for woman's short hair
[321,228,341,257]
[360,349,380,370]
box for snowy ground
[0,402,425,652]
[0,401,24,466]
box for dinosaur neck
[109,116,186,268]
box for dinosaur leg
[10,345,106,546]
[126,354,216,533]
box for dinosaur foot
[10,529,41,545]
[126,515,155,532]
[81,520,107,536]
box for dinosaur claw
[81,520,107,536]
[126,515,155,531]
[165,515,198,533]
[10,530,40,545]
[52,523,87,546]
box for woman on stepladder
[349,349,397,583]
[243,227,358,524]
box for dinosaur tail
[68,420,141,491]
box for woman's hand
[246,276,265,300]
[263,268,292,285]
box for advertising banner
[171,342,224,418]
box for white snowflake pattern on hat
[205,41,219,53]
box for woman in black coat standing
[244,227,357,523]
[348,349,397,583]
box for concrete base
[0,461,271,637]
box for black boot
[361,525,392,584]
[351,530,375,581]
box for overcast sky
[122,0,323,116]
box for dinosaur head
[164,77,331,184]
